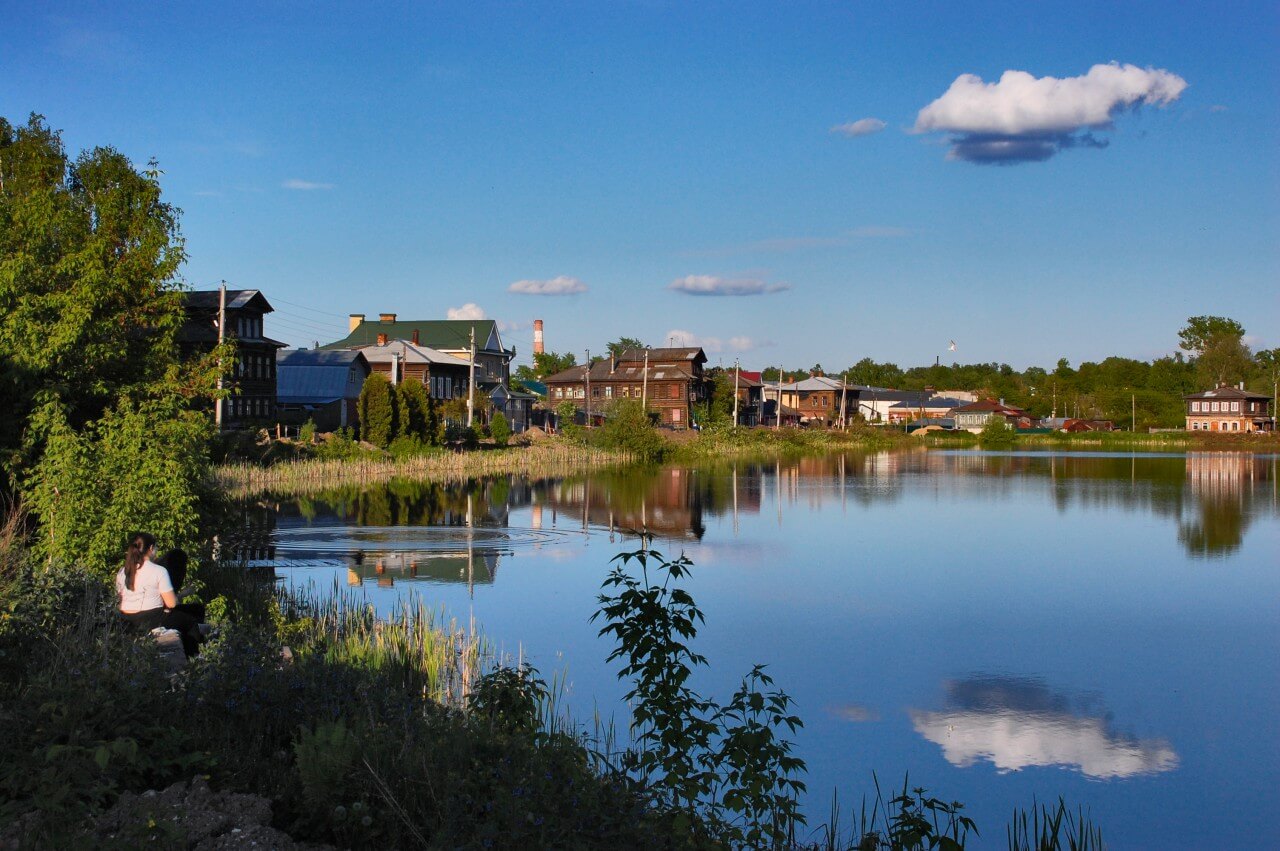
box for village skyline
[5,2,1276,369]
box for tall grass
[216,441,635,496]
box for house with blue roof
[276,349,370,432]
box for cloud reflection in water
[909,676,1178,779]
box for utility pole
[1132,393,1137,433]
[642,349,649,408]
[775,368,783,431]
[839,372,848,429]
[585,349,591,427]
[466,326,476,428]
[215,282,226,430]
[732,358,740,429]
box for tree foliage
[514,349,578,382]
[357,373,396,448]
[0,114,192,493]
[489,411,511,447]
[395,377,431,442]
[1178,315,1245,354]
[606,337,645,359]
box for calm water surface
[233,450,1280,849]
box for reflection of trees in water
[916,452,1275,558]
[248,451,1276,556]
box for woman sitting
[117,532,201,658]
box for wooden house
[952,399,1031,433]
[1184,384,1275,433]
[179,289,286,428]
[543,347,709,429]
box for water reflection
[908,675,1179,779]
[237,450,1278,571]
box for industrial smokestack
[533,319,544,355]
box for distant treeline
[755,316,1277,430]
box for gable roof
[544,358,700,384]
[1184,385,1271,401]
[953,399,1027,416]
[277,349,369,403]
[617,347,707,365]
[322,319,508,354]
[183,289,274,313]
[890,396,968,409]
[354,339,471,368]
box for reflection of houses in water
[345,549,502,592]
[1180,453,1274,557]
[908,675,1178,780]
[544,468,707,540]
[223,501,278,563]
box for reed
[280,583,487,707]
[215,442,635,497]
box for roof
[1184,385,1271,401]
[953,399,1027,415]
[544,359,700,384]
[278,349,366,368]
[849,387,931,403]
[890,396,967,409]
[321,319,509,354]
[183,289,274,313]
[617,347,707,365]
[515,380,547,396]
[780,376,845,392]
[355,339,471,368]
[277,349,369,403]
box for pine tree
[397,377,431,441]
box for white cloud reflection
[909,676,1178,779]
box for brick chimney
[348,313,365,332]
[376,333,388,346]
[533,319,544,355]
[411,329,419,345]
[379,313,397,322]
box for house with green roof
[321,313,531,431]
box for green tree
[1178,315,1246,355]
[396,377,431,441]
[844,357,904,388]
[514,349,578,382]
[1196,336,1253,389]
[0,114,193,494]
[594,399,666,461]
[358,373,396,448]
[606,337,646,359]
[978,412,1016,447]
[489,411,511,447]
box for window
[1230,401,1239,412]
[605,386,613,398]
[673,408,682,422]
[1210,401,1219,412]
[1191,401,1200,412]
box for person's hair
[157,548,189,591]
[123,532,156,592]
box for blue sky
[5,1,1277,371]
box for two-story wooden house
[1184,384,1275,433]
[543,347,709,428]
[179,289,286,428]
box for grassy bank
[670,424,908,462]
[216,440,635,496]
[918,429,1280,452]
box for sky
[4,1,1278,372]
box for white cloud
[914,62,1188,163]
[668,275,790,296]
[663,330,766,353]
[446,303,487,321]
[282,178,335,190]
[508,275,588,296]
[831,118,887,137]
[497,319,526,333]
[828,703,880,723]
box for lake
[231,449,1279,848]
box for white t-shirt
[115,559,174,613]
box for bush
[298,419,316,444]
[396,379,431,442]
[357,374,396,449]
[489,412,511,447]
[978,414,1017,448]
[591,399,667,461]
